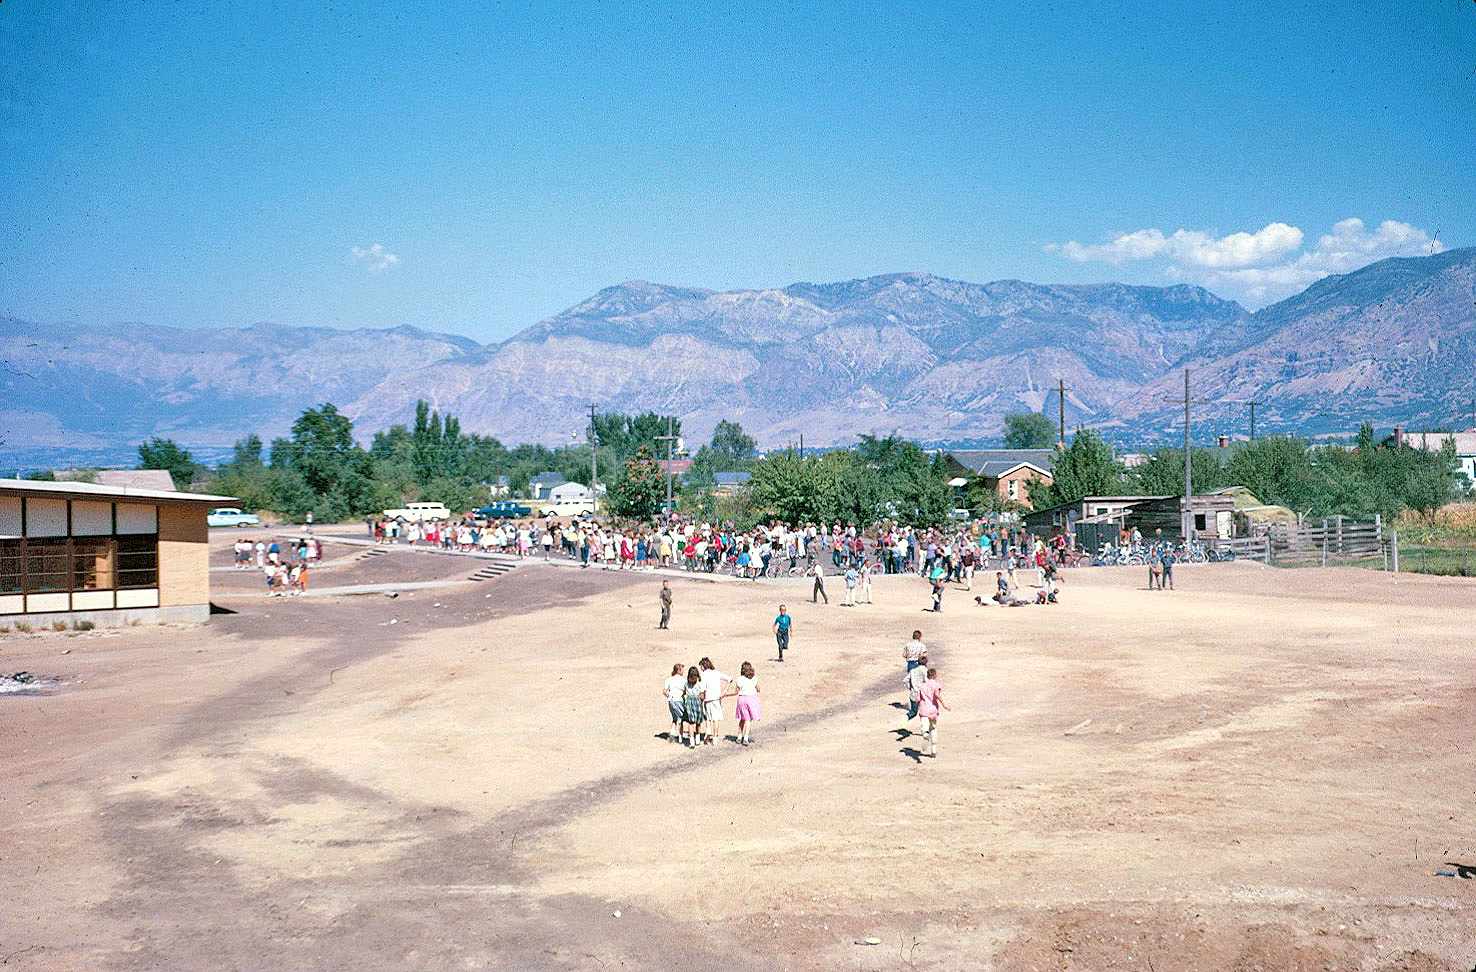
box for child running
[916,666,951,758]
[905,652,929,728]
[724,661,762,745]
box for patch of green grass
[1398,544,1476,577]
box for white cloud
[1058,228,1169,264]
[350,243,400,273]
[1051,218,1442,306]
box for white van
[381,502,451,522]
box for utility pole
[654,415,680,515]
[1184,370,1192,541]
[1248,400,1260,441]
[1057,377,1069,447]
[587,404,599,513]
[799,433,804,459]
[1162,369,1209,542]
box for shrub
[15,622,33,633]
[52,620,68,632]
[73,620,95,631]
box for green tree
[1132,447,1229,496]
[1037,430,1123,507]
[590,411,680,465]
[231,434,263,469]
[137,437,198,489]
[748,452,824,523]
[608,446,664,519]
[1003,412,1058,449]
[709,419,756,464]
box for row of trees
[137,402,1467,527]
[1040,424,1466,522]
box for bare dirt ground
[2,536,1473,971]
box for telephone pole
[1248,400,1261,441]
[1183,370,1191,541]
[1056,377,1069,447]
[654,415,680,515]
[1162,369,1209,542]
[587,404,599,513]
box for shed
[529,472,568,499]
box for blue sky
[1,0,1471,342]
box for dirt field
[2,535,1473,971]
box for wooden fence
[1220,515,1384,565]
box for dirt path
[1,550,1472,970]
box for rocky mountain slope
[345,274,1253,446]
[1113,248,1476,439]
[4,249,1472,463]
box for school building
[0,478,232,627]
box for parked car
[474,501,532,519]
[381,502,451,522]
[207,507,261,527]
[537,501,596,517]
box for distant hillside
[0,318,477,455]
[1111,248,1476,440]
[4,249,1473,466]
[344,274,1252,446]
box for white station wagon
[381,502,451,522]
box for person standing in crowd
[843,564,858,606]
[772,604,791,662]
[1159,547,1175,590]
[658,580,673,629]
[916,665,950,757]
[857,560,873,604]
[725,661,762,745]
[811,560,828,604]
[663,662,687,743]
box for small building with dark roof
[1,478,232,627]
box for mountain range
[2,248,1472,466]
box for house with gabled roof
[944,449,1056,506]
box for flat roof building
[0,478,233,627]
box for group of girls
[662,658,762,747]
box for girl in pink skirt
[916,666,950,758]
[725,661,762,746]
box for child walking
[680,667,705,748]
[663,663,687,743]
[725,661,762,745]
[916,666,951,757]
